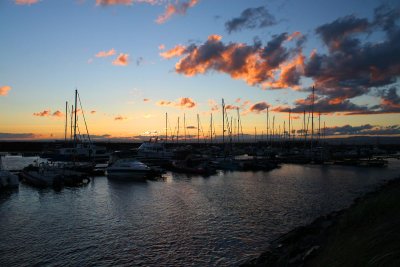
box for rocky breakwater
[243,177,400,267]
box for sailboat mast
[184,113,186,143]
[197,114,200,143]
[177,116,180,144]
[311,86,315,150]
[74,89,78,147]
[65,101,68,142]
[210,113,213,143]
[266,107,269,145]
[288,109,291,141]
[222,98,225,144]
[165,112,168,143]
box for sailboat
[41,89,110,163]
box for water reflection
[0,160,399,266]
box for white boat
[106,159,153,181]
[137,138,173,160]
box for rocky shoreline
[242,177,400,267]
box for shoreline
[242,176,400,266]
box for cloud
[0,86,12,96]
[15,0,39,5]
[33,109,65,118]
[345,87,400,115]
[248,101,270,114]
[0,133,38,139]
[324,124,400,136]
[95,48,116,58]
[164,33,305,89]
[114,116,127,120]
[304,6,400,109]
[52,110,64,117]
[33,110,51,117]
[158,44,166,50]
[156,0,199,24]
[112,53,129,66]
[157,97,197,109]
[225,6,277,33]
[143,98,150,102]
[90,110,96,114]
[160,45,187,59]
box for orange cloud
[157,97,197,109]
[33,110,51,117]
[158,44,166,50]
[143,98,150,102]
[95,48,116,58]
[0,86,12,96]
[52,110,64,117]
[156,0,199,24]
[15,0,39,5]
[112,53,129,66]
[167,33,305,90]
[33,109,65,118]
[160,45,187,59]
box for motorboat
[137,138,173,160]
[20,162,89,189]
[106,159,156,181]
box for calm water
[1,157,400,266]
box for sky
[1,0,399,141]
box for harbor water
[1,156,400,266]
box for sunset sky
[1,0,399,141]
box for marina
[2,1,400,265]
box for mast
[177,116,180,144]
[197,113,200,143]
[210,113,213,143]
[70,104,73,141]
[74,89,78,147]
[288,109,291,141]
[165,112,168,143]
[222,98,225,144]
[184,113,186,143]
[266,106,269,145]
[65,101,68,142]
[318,112,321,142]
[272,116,275,144]
[311,85,315,150]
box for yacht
[106,159,155,181]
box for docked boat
[136,138,173,167]
[106,159,158,181]
[20,162,89,189]
[42,143,110,163]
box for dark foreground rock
[243,177,400,267]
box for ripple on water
[1,160,400,266]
